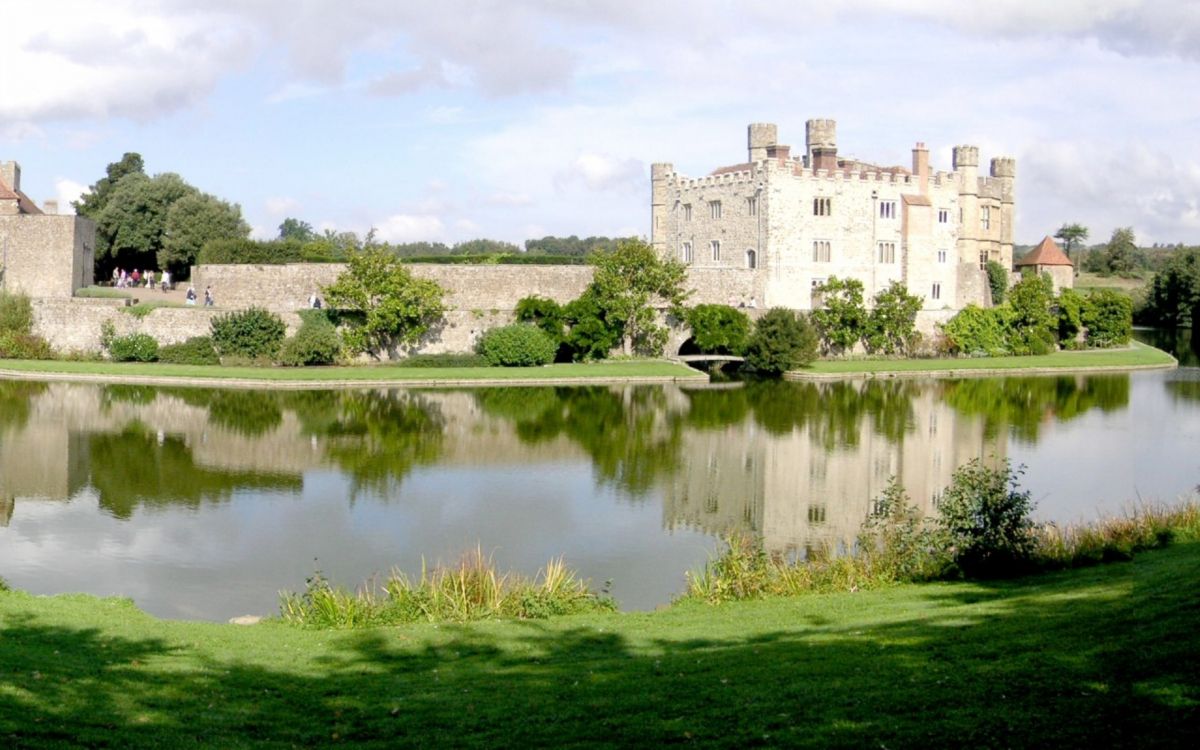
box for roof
[0,175,44,215]
[1015,236,1073,267]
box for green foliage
[811,276,867,355]
[562,288,622,361]
[1089,227,1145,276]
[210,307,286,360]
[94,172,196,275]
[280,310,342,366]
[0,332,54,360]
[860,481,951,582]
[1056,288,1085,346]
[514,296,566,343]
[477,324,557,367]
[939,304,1011,356]
[1144,246,1200,327]
[524,235,632,257]
[985,260,1008,304]
[685,304,751,355]
[72,152,144,219]
[936,459,1036,577]
[0,291,34,335]
[322,247,447,358]
[743,308,819,375]
[160,192,250,274]
[864,282,922,356]
[157,336,219,365]
[588,238,689,356]
[1006,274,1058,355]
[1082,289,1133,348]
[278,217,315,242]
[105,332,160,362]
[1053,223,1089,259]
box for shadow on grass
[2,547,1199,748]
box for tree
[322,247,447,359]
[1006,273,1057,355]
[1082,290,1133,347]
[684,304,751,355]
[864,282,922,356]
[160,193,250,275]
[743,308,818,375]
[278,218,316,242]
[1053,223,1089,259]
[73,152,145,220]
[1145,246,1200,328]
[1100,227,1142,276]
[588,238,689,356]
[811,276,867,355]
[95,172,196,275]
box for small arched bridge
[676,355,746,365]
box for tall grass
[279,548,614,628]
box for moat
[1,330,1197,621]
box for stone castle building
[651,120,1015,314]
[0,161,95,298]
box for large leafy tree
[1145,246,1200,328]
[744,307,818,375]
[1007,273,1057,355]
[864,281,922,356]
[278,218,316,242]
[94,172,196,275]
[73,152,145,220]
[323,247,447,359]
[811,276,867,355]
[160,193,250,275]
[588,238,689,356]
[1053,223,1089,259]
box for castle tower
[650,162,674,254]
[806,119,837,171]
[748,123,778,163]
[952,145,981,265]
[990,157,1016,267]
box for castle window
[709,200,722,219]
[931,282,941,300]
[979,251,989,270]
[877,242,896,263]
[981,205,991,230]
[746,249,757,269]
[880,200,896,219]
[812,240,831,263]
[711,240,721,261]
[684,204,693,221]
[937,249,947,263]
[681,242,693,264]
[807,505,826,525]
[938,208,949,224]
[746,196,757,216]
[813,197,832,216]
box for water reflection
[940,376,1129,443]
[1134,327,1198,367]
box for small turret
[748,123,778,162]
[650,162,674,252]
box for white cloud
[556,153,644,192]
[53,179,86,213]
[486,191,533,207]
[373,213,445,243]
[264,197,300,216]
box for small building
[1014,236,1074,293]
[1,160,96,298]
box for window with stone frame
[931,282,941,300]
[877,241,896,263]
[746,196,757,216]
[813,197,832,216]
[812,240,831,262]
[880,200,896,219]
[710,240,720,261]
[937,249,947,263]
[709,200,722,219]
[683,204,693,221]
[745,249,757,269]
[681,242,693,264]
[938,208,949,223]
[981,205,991,230]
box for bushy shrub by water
[939,304,1011,356]
[0,332,54,360]
[477,324,557,367]
[99,322,159,362]
[210,307,286,360]
[935,459,1037,577]
[1083,289,1133,347]
[743,308,818,375]
[685,304,751,355]
[0,292,34,336]
[280,310,341,366]
[157,336,220,365]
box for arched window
[746,249,757,269]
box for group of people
[185,285,215,307]
[112,267,172,292]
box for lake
[1,331,1197,621]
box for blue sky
[2,0,1199,247]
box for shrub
[936,459,1037,577]
[562,289,621,361]
[859,480,949,582]
[0,292,35,335]
[985,260,1009,305]
[1057,288,1085,347]
[106,332,159,362]
[396,353,488,368]
[863,282,922,356]
[280,310,342,366]
[515,296,566,343]
[158,336,219,365]
[1007,273,1057,355]
[477,324,557,367]
[743,307,818,375]
[811,276,867,355]
[940,305,1010,356]
[685,304,751,354]
[210,307,286,360]
[1083,289,1133,348]
[0,332,54,360]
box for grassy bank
[0,358,702,385]
[796,340,1175,377]
[1,542,1196,747]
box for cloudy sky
[2,0,1198,247]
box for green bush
[685,304,751,354]
[158,336,219,365]
[515,296,566,343]
[476,324,557,367]
[0,291,34,335]
[1007,274,1057,355]
[0,332,54,360]
[210,307,286,360]
[985,260,1009,305]
[940,305,1010,356]
[395,353,488,368]
[562,289,621,361]
[106,332,159,362]
[936,459,1037,577]
[280,310,342,366]
[743,308,819,375]
[1057,288,1085,347]
[811,276,867,355]
[863,282,922,356]
[1083,289,1133,348]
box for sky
[2,0,1199,248]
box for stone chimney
[806,119,838,172]
[42,199,59,215]
[912,142,929,194]
[0,161,20,191]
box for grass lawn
[0,359,702,384]
[1074,271,1150,295]
[801,341,1176,376]
[1,543,1197,747]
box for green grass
[73,286,132,299]
[120,300,186,317]
[0,358,702,383]
[2,542,1197,747]
[802,341,1175,375]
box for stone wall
[0,214,94,298]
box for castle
[651,121,1015,315]
[0,161,95,298]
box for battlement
[990,157,1016,179]
[952,145,979,170]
